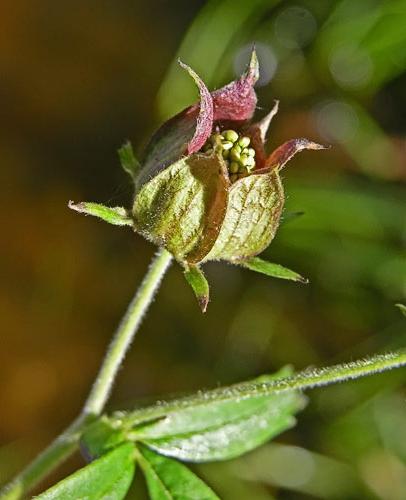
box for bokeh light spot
[329,44,373,89]
[315,100,359,143]
[274,6,317,49]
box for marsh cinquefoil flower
[70,49,326,311]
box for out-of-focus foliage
[0,0,405,498]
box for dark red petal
[179,61,214,155]
[211,48,259,122]
[265,138,328,171]
[244,101,279,169]
[256,100,279,142]
[138,63,212,187]
[244,125,266,169]
[138,50,259,188]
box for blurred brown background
[1,1,405,498]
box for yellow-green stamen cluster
[202,129,256,182]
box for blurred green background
[1,0,405,498]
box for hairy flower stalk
[70,49,327,311]
[3,49,405,500]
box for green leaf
[126,368,305,462]
[90,352,406,468]
[204,171,284,262]
[137,445,219,500]
[36,442,135,500]
[395,303,406,317]
[69,201,133,227]
[115,353,406,439]
[133,153,228,263]
[130,366,293,435]
[142,396,301,462]
[80,416,127,460]
[238,256,308,283]
[118,141,140,180]
[184,265,209,312]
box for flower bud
[71,49,327,311]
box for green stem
[229,350,406,398]
[0,415,89,500]
[83,248,172,416]
[0,249,172,500]
[125,350,406,425]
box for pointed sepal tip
[246,46,259,84]
[238,256,308,284]
[178,59,214,155]
[184,265,210,313]
[118,141,140,181]
[69,201,134,227]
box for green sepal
[238,256,308,283]
[204,170,284,262]
[137,445,219,500]
[133,152,228,263]
[184,265,209,313]
[69,201,134,227]
[80,416,127,460]
[118,141,140,181]
[36,442,136,500]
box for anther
[202,129,256,183]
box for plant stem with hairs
[0,249,172,500]
[1,46,405,500]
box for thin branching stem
[0,415,90,500]
[0,249,172,500]
[225,350,406,399]
[124,350,406,426]
[83,248,172,416]
[1,248,404,499]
